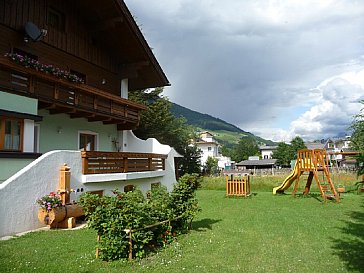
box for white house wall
[0,131,180,237]
[0,151,81,237]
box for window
[87,190,103,197]
[79,132,97,151]
[151,182,161,189]
[0,116,23,151]
[124,185,135,193]
[208,147,212,151]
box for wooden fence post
[128,230,133,261]
[96,234,100,259]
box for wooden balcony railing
[0,57,146,129]
[81,151,167,175]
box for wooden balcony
[0,57,146,129]
[81,151,167,175]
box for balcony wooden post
[54,83,59,100]
[148,157,152,171]
[74,93,79,105]
[93,96,98,110]
[124,156,128,172]
[81,151,89,174]
[29,75,35,94]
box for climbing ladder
[292,149,340,203]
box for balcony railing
[0,57,146,129]
[81,151,167,175]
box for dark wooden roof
[236,159,277,166]
[73,0,170,90]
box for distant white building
[259,146,278,159]
[195,131,233,170]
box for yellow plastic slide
[273,161,299,194]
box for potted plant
[37,192,66,226]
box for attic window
[48,8,65,31]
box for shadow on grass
[192,218,221,232]
[331,202,364,272]
[292,192,341,204]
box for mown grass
[1,178,364,273]
[201,172,360,193]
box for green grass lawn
[1,189,364,272]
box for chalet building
[195,131,233,170]
[0,0,180,237]
[196,132,219,165]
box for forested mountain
[170,102,276,147]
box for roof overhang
[73,0,170,90]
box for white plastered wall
[0,133,181,237]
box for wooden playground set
[292,149,341,202]
[226,149,362,202]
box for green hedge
[79,174,201,261]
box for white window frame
[33,123,40,153]
[78,130,99,151]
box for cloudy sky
[125,0,364,142]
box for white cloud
[125,0,364,142]
[264,69,364,141]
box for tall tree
[129,88,201,174]
[290,136,306,157]
[272,142,292,167]
[231,137,259,162]
[204,156,219,176]
[350,100,364,175]
[273,136,306,167]
[178,144,202,176]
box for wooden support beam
[70,112,95,119]
[49,107,76,115]
[88,116,112,122]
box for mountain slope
[170,102,276,147]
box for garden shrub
[170,173,201,231]
[79,174,201,261]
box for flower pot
[38,207,66,226]
[38,204,84,228]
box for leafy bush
[170,173,201,231]
[79,174,201,261]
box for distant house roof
[195,141,218,145]
[236,159,277,166]
[305,142,325,150]
[259,146,278,151]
